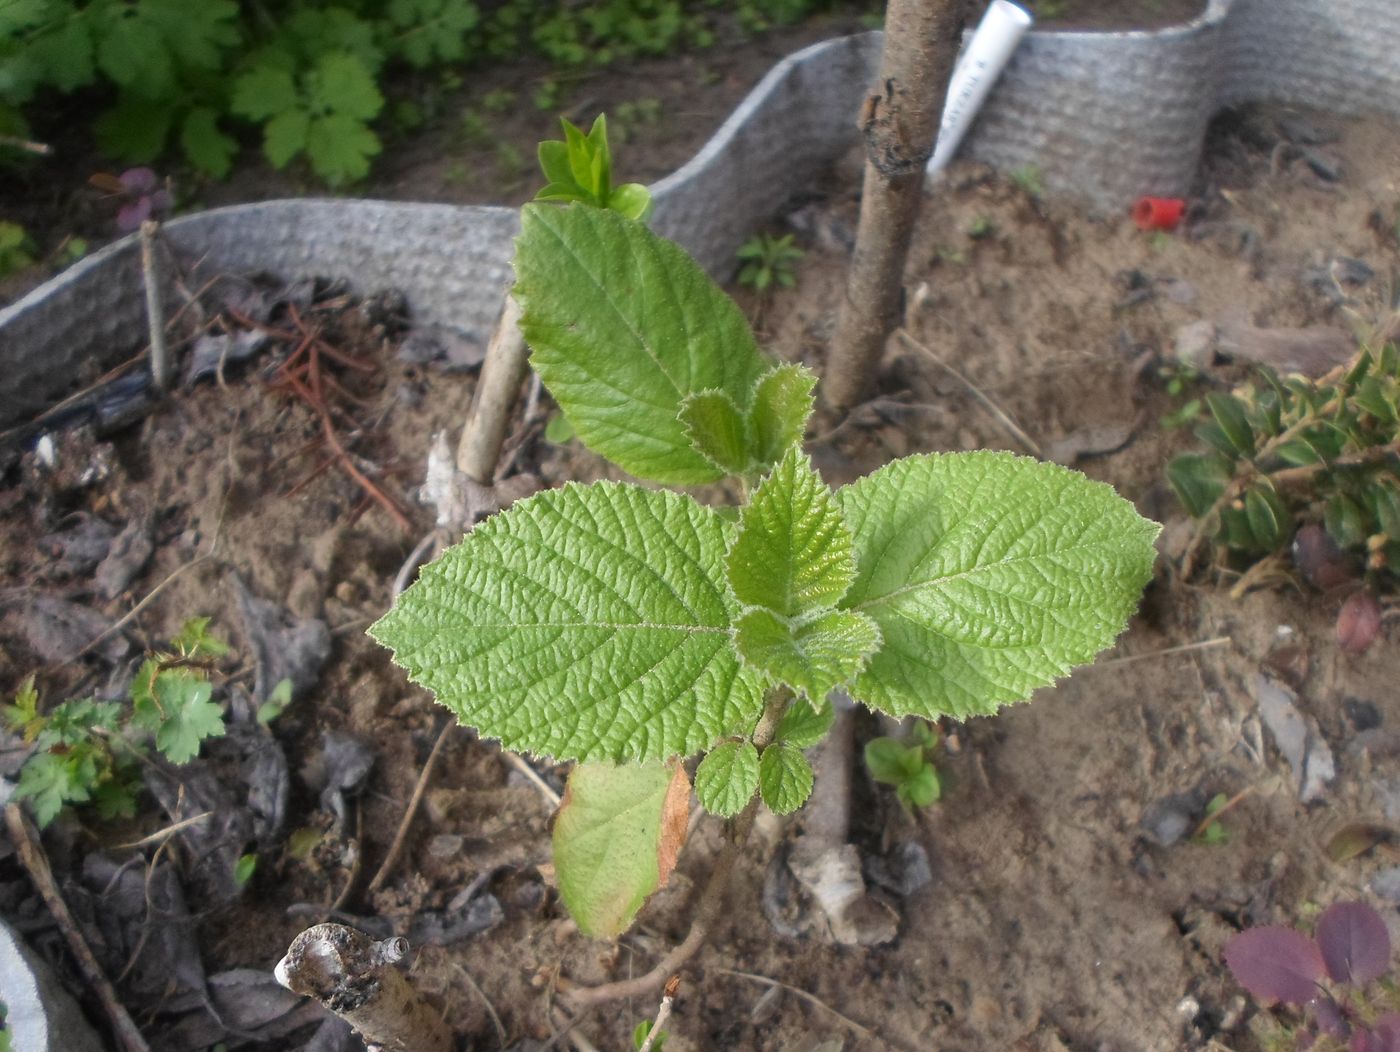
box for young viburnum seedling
[371,121,1159,945]
[865,720,941,811]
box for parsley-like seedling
[372,117,1159,941]
[6,617,233,827]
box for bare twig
[5,805,152,1052]
[1094,636,1232,668]
[452,962,506,1049]
[111,810,213,850]
[896,329,1043,456]
[636,976,679,1052]
[0,133,51,155]
[367,719,454,894]
[458,295,530,483]
[549,1008,602,1052]
[503,751,562,808]
[140,220,171,391]
[1189,785,1256,841]
[74,554,213,660]
[714,968,875,1041]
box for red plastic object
[1132,196,1185,231]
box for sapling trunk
[275,924,452,1052]
[823,0,966,410]
[456,295,529,483]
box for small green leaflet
[733,608,878,703]
[694,741,759,817]
[513,203,769,485]
[758,742,812,815]
[726,446,878,699]
[838,452,1159,720]
[371,481,763,763]
[774,693,833,748]
[748,364,816,468]
[553,761,689,938]
[728,446,854,615]
[132,669,226,764]
[679,390,750,476]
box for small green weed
[736,233,803,293]
[967,216,995,240]
[1194,792,1229,844]
[5,617,237,828]
[0,221,34,278]
[865,720,941,811]
[1010,164,1045,198]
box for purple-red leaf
[1315,995,1350,1038]
[119,166,158,193]
[1224,926,1324,1004]
[1317,902,1391,985]
[117,198,152,232]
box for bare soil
[3,26,1400,1052]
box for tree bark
[823,0,966,410]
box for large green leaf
[370,482,762,763]
[513,203,769,484]
[553,761,689,938]
[838,452,1159,719]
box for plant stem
[823,0,965,410]
[565,687,792,1010]
[457,295,529,483]
[140,220,170,391]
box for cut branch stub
[275,923,452,1052]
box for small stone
[426,834,464,861]
[1344,698,1382,733]
[1254,673,1335,803]
[1141,792,1201,847]
[1173,320,1216,369]
[1303,149,1342,182]
[1372,867,1400,905]
[897,842,932,895]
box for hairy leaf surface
[553,761,689,938]
[371,482,762,762]
[514,203,768,484]
[774,693,834,748]
[728,446,854,617]
[734,608,878,702]
[679,389,750,476]
[838,452,1159,719]
[758,742,813,815]
[749,364,816,467]
[694,740,758,817]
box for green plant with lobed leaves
[1,0,873,187]
[4,617,286,829]
[1169,346,1400,583]
[371,120,1159,942]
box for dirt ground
[3,11,1400,1052]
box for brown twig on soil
[5,804,153,1052]
[452,962,507,1049]
[251,304,413,533]
[110,810,213,850]
[895,329,1043,457]
[73,553,213,661]
[713,968,877,1042]
[503,750,562,808]
[636,976,679,1052]
[564,688,793,1011]
[1093,636,1233,668]
[1189,785,1256,841]
[367,718,454,894]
